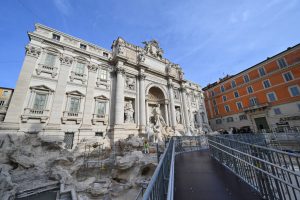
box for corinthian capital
[138,73,146,80]
[60,55,73,66]
[115,66,125,75]
[26,46,41,58]
[88,64,98,72]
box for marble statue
[175,108,181,124]
[126,77,135,90]
[124,101,134,123]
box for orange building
[203,44,300,132]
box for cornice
[34,23,111,53]
[28,32,110,63]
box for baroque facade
[0,87,14,121]
[1,24,210,145]
[203,43,300,132]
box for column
[164,102,169,126]
[114,62,125,125]
[181,87,190,129]
[4,46,41,125]
[46,55,73,129]
[139,70,146,130]
[80,64,98,129]
[168,78,176,128]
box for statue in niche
[124,100,134,123]
[176,108,181,124]
[147,104,168,142]
[174,89,179,99]
[126,77,135,90]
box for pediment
[30,85,54,92]
[66,90,85,97]
[94,95,109,100]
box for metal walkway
[141,135,300,200]
[174,150,261,200]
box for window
[52,34,60,41]
[283,72,293,82]
[69,97,80,113]
[95,101,106,117]
[239,115,247,120]
[33,93,47,110]
[274,108,281,115]
[95,132,103,137]
[263,80,271,88]
[3,91,9,96]
[247,86,253,94]
[103,52,109,57]
[222,95,227,102]
[249,97,258,106]
[216,119,222,124]
[277,58,287,68]
[236,102,243,110]
[99,68,107,80]
[221,85,225,92]
[211,91,215,97]
[258,67,266,76]
[80,43,87,50]
[231,80,236,88]
[289,85,300,97]
[234,91,239,98]
[75,62,85,74]
[0,100,5,106]
[243,74,250,83]
[212,99,217,106]
[214,106,219,115]
[227,117,234,122]
[224,105,230,112]
[267,92,277,102]
[44,53,56,66]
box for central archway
[147,86,169,126]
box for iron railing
[208,135,300,200]
[142,136,209,200]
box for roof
[0,87,14,91]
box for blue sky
[1,0,300,88]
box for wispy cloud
[53,0,72,16]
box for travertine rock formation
[0,133,157,200]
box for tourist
[144,141,149,154]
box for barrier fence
[141,134,300,200]
[141,136,208,200]
[208,135,300,200]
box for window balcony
[70,71,87,84]
[21,108,50,123]
[61,111,82,124]
[36,64,58,78]
[243,102,270,113]
[96,77,110,89]
[92,114,108,125]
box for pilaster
[45,55,73,130]
[4,46,41,127]
[80,64,98,130]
